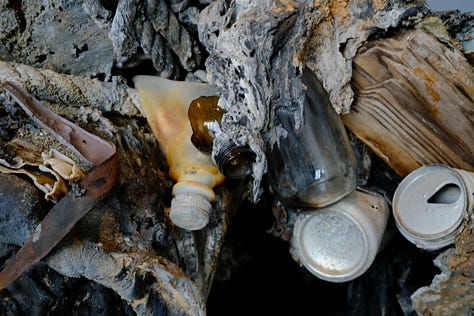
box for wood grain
[343,29,474,176]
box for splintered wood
[343,29,474,176]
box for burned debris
[0,0,473,315]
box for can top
[292,209,368,283]
[393,164,466,249]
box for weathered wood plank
[343,29,474,176]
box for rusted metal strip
[0,82,120,290]
[2,81,116,165]
[0,154,119,290]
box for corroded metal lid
[291,189,389,283]
[393,164,467,250]
[292,210,367,282]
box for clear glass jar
[266,68,358,208]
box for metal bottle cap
[392,164,467,250]
[291,190,388,283]
[293,210,367,282]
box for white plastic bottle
[133,75,225,231]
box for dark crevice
[7,0,27,33]
[73,43,89,58]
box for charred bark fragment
[0,173,45,246]
[0,0,204,79]
[433,10,474,64]
[344,28,474,176]
[0,61,141,118]
[0,0,115,77]
[109,0,203,77]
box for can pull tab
[427,183,462,205]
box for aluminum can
[290,189,389,283]
[392,164,472,251]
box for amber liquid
[188,95,223,153]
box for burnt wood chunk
[343,29,474,176]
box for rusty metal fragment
[2,82,116,165]
[0,154,119,290]
[0,82,119,290]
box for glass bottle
[188,95,256,179]
[266,68,358,208]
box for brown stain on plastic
[133,76,225,189]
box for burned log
[343,27,474,176]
